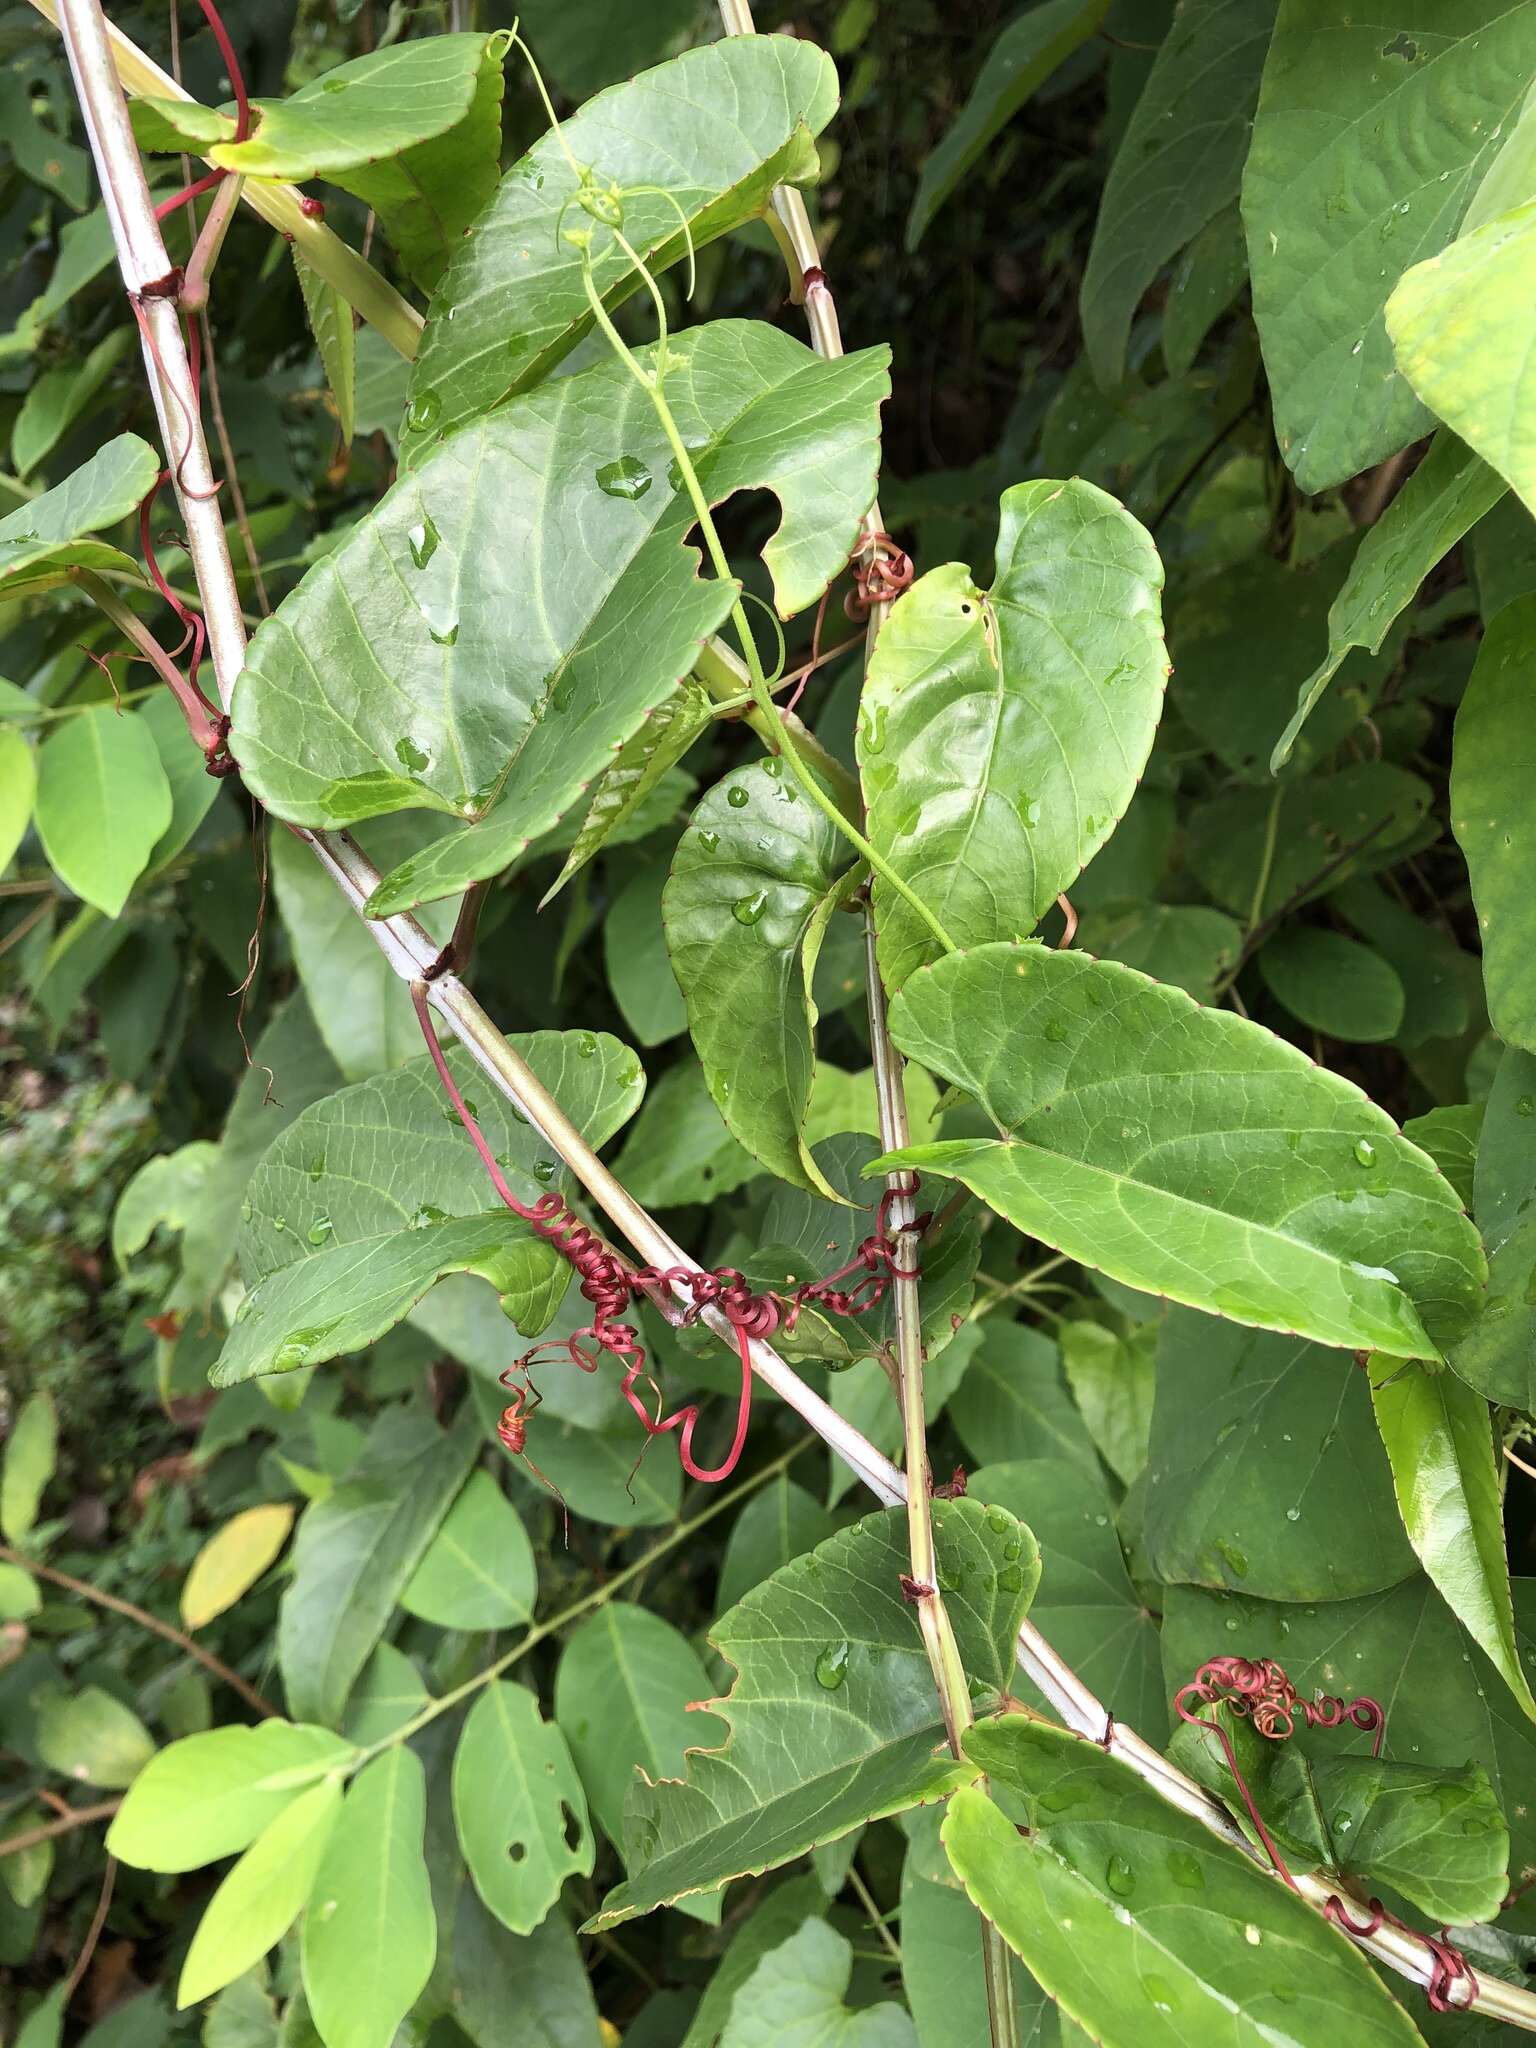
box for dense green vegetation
[3,0,1536,2042]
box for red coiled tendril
[846,531,914,620]
[410,986,925,1490]
[1175,1655,1473,2012]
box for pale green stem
[579,246,956,956]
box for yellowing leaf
[181,1503,297,1631]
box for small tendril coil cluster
[1174,1654,1472,2012]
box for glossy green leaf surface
[554,1605,722,1853]
[1389,203,1536,516]
[0,434,155,600]
[178,1779,341,2007]
[1369,1355,1536,1721]
[1160,1574,1536,1908]
[1257,927,1405,1043]
[719,1919,917,2047]
[971,1457,1168,1742]
[234,321,886,903]
[34,706,173,919]
[34,1685,154,1788]
[1451,593,1536,1050]
[108,1722,358,1874]
[665,761,852,1194]
[300,1748,435,2048]
[211,1032,642,1386]
[404,36,837,449]
[1271,434,1506,768]
[587,1499,1038,1927]
[905,0,1108,250]
[859,481,1166,991]
[399,1468,535,1630]
[1243,0,1535,489]
[0,724,33,874]
[453,1682,593,1935]
[947,1717,1426,2048]
[1176,1712,1510,1926]
[1074,901,1241,1002]
[1144,1310,1413,1599]
[1082,0,1277,387]
[277,1407,479,1727]
[876,942,1484,1358]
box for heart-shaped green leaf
[858,480,1166,991]
[873,942,1484,1358]
[233,322,886,912]
[211,1032,643,1386]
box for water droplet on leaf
[814,1641,850,1690]
[407,515,440,569]
[406,389,442,433]
[732,892,769,927]
[307,1214,333,1245]
[1104,1853,1135,1897]
[726,786,750,809]
[1353,1138,1378,1168]
[595,456,653,501]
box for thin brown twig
[61,1855,116,2005]
[0,1801,120,1859]
[0,1546,275,1717]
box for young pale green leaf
[280,38,505,293]
[0,724,34,874]
[1,1391,57,1545]
[34,706,173,919]
[947,1718,1426,2048]
[859,481,1166,991]
[1257,927,1405,1043]
[554,1605,722,1852]
[399,1468,534,1630]
[212,1032,641,1387]
[1243,0,1534,490]
[35,1686,154,1789]
[665,762,852,1196]
[403,36,837,450]
[586,1499,1039,1928]
[139,690,221,874]
[107,1722,358,1874]
[1144,1311,1413,1600]
[178,1779,342,2008]
[543,680,714,906]
[1452,593,1536,1050]
[234,323,887,909]
[719,1918,917,2047]
[874,943,1484,1358]
[293,250,355,446]
[1082,0,1276,388]
[181,1504,296,1630]
[300,1747,434,2048]
[1271,434,1506,768]
[1389,204,1536,515]
[453,1682,593,1936]
[970,1458,1168,1743]
[1368,1356,1536,1723]
[278,1407,480,1727]
[904,0,1108,249]
[0,434,156,601]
